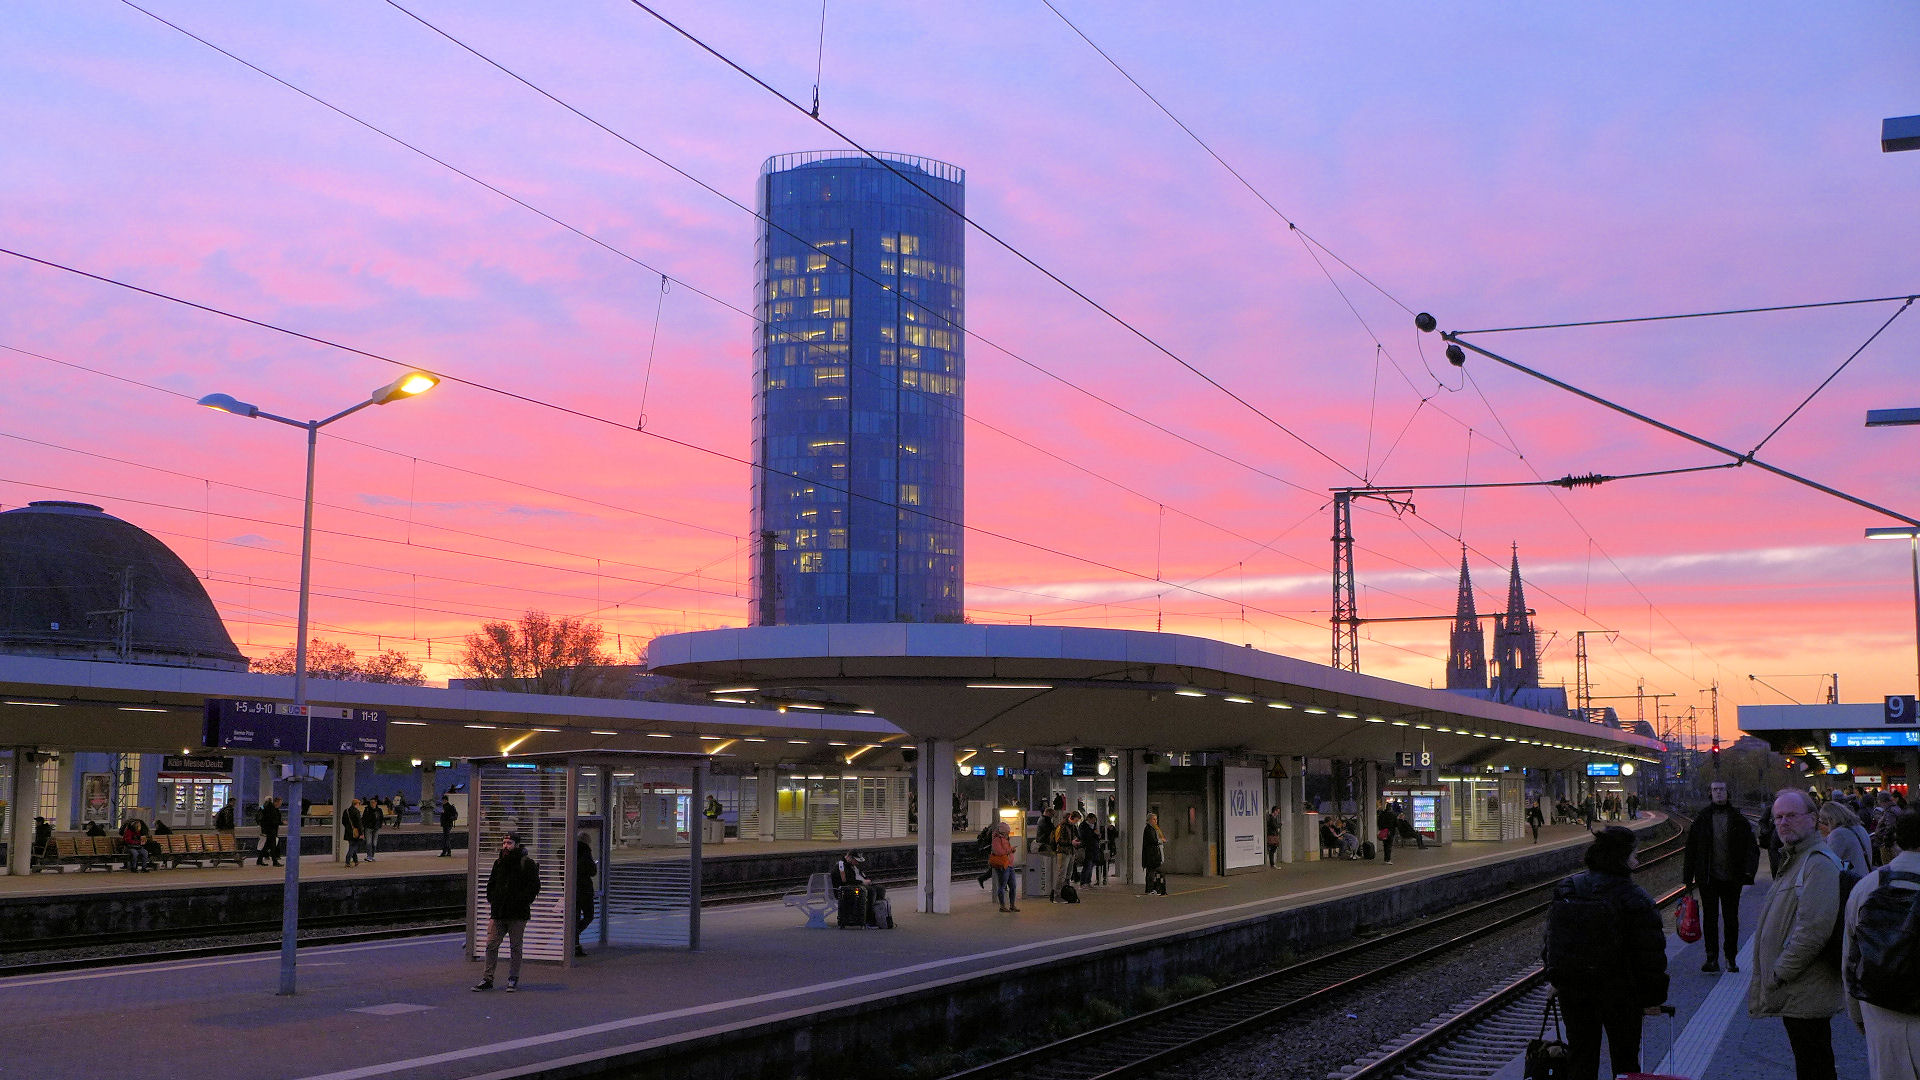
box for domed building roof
[0,501,246,669]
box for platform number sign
[1888,695,1918,725]
[1394,751,1433,768]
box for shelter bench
[782,872,834,929]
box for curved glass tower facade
[752,151,965,625]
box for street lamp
[1867,526,1920,698]
[198,369,438,995]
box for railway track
[1336,877,1690,1080]
[0,864,955,975]
[937,818,1687,1080]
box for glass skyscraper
[751,151,965,625]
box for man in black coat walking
[474,835,541,992]
[438,795,458,856]
[1682,780,1760,973]
[256,797,283,866]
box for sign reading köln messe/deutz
[203,698,387,755]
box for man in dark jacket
[438,795,458,856]
[256,797,283,866]
[573,832,597,957]
[475,835,541,992]
[1682,780,1760,973]
[1543,826,1670,1080]
[362,799,384,862]
[341,799,365,867]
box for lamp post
[1866,527,1920,697]
[199,370,438,995]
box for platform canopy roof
[0,653,903,767]
[646,624,1666,770]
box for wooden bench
[42,835,121,872]
[781,872,835,929]
[154,832,247,869]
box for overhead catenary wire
[0,246,1332,633]
[1453,293,1920,335]
[619,0,1369,484]
[1748,296,1913,457]
[127,0,1345,524]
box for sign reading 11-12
[203,698,387,755]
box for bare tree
[459,611,621,696]
[251,639,426,686]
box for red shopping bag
[1675,892,1702,943]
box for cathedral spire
[1445,547,1487,690]
[1492,542,1539,697]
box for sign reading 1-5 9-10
[203,698,387,755]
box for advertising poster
[1222,766,1265,869]
[82,772,111,822]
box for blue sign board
[1585,762,1622,776]
[204,699,387,755]
[1832,729,1920,748]
[1887,696,1918,725]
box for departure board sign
[204,698,387,754]
[1831,729,1920,748]
[1585,762,1622,776]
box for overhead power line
[617,0,1367,483]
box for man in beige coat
[1750,788,1843,1080]
[1843,809,1920,1080]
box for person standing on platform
[989,820,1019,912]
[1050,811,1081,900]
[342,798,366,867]
[1077,811,1101,885]
[1376,800,1396,865]
[1266,805,1284,867]
[1684,780,1760,974]
[573,831,597,957]
[1142,812,1167,896]
[438,795,458,857]
[362,798,384,862]
[473,834,540,992]
[1527,799,1546,844]
[1817,801,1873,873]
[1750,788,1844,1080]
[256,797,283,866]
[1627,792,1641,820]
[1843,809,1920,1080]
[1542,826,1669,1080]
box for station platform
[0,834,948,901]
[0,817,1651,1080]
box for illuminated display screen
[1585,763,1622,776]
[1411,794,1437,834]
[1831,730,1920,748]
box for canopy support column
[915,738,954,913]
[8,749,39,875]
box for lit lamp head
[1867,527,1920,541]
[196,392,259,418]
[371,371,439,404]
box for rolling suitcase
[1360,840,1376,861]
[1620,1003,1683,1080]
[872,898,893,928]
[837,884,867,928]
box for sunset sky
[3,2,1916,737]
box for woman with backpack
[1541,826,1669,1080]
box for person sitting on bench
[830,851,886,902]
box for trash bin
[1022,861,1048,898]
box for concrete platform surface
[0,819,1643,1080]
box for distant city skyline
[0,4,1915,726]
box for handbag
[1525,995,1571,1080]
[1676,891,1702,944]
[1377,827,1390,841]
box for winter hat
[1585,825,1636,874]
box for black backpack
[1817,849,1863,968]
[1543,875,1621,991]
[1846,868,1920,1012]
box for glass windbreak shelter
[466,751,708,965]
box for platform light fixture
[1267,701,1294,710]
[201,365,446,989]
[1173,688,1207,698]
[1303,706,1328,715]
[590,730,619,736]
[1362,716,1387,724]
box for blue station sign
[1585,762,1622,776]
[203,698,387,755]
[1831,729,1920,748]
